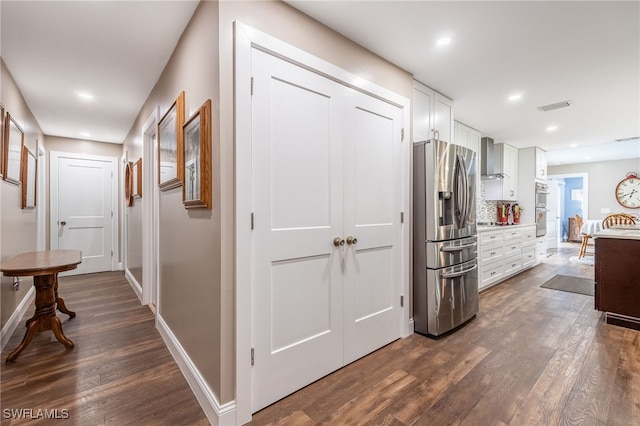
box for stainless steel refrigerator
[413,139,479,337]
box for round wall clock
[615,172,640,209]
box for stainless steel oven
[536,207,547,237]
[535,183,548,237]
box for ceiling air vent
[537,100,572,112]
[614,136,639,142]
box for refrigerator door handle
[454,154,468,229]
[440,242,476,252]
[441,263,478,279]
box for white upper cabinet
[454,121,481,203]
[412,80,454,143]
[454,121,480,152]
[535,147,547,181]
[434,92,454,143]
[485,143,519,201]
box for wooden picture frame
[182,99,211,209]
[21,146,37,208]
[3,112,24,185]
[0,103,5,178]
[157,91,185,190]
[132,158,142,198]
[125,161,134,207]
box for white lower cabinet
[478,225,540,290]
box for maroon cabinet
[595,236,640,329]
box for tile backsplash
[477,181,497,223]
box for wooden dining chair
[575,214,594,259]
[602,213,636,229]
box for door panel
[343,90,402,364]
[52,154,115,275]
[251,49,344,412]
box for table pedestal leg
[6,274,74,363]
[25,275,75,327]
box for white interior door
[251,50,345,412]
[50,152,117,275]
[343,89,402,364]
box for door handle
[60,221,67,226]
[346,236,358,246]
[333,237,345,247]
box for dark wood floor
[0,271,208,425]
[2,244,638,425]
[249,244,640,425]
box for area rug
[540,274,594,296]
[569,255,595,266]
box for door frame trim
[141,108,160,309]
[49,150,119,272]
[234,21,411,424]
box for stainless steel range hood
[481,137,505,180]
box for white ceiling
[1,1,639,166]
[285,0,640,165]
[1,1,199,144]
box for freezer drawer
[425,236,477,269]
[414,259,479,337]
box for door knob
[60,221,67,226]
[333,237,345,247]
[346,236,358,246]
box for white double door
[251,50,403,411]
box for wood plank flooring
[248,244,640,426]
[1,244,638,425]
[0,271,208,425]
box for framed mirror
[133,158,142,198]
[158,91,185,190]
[0,104,4,178]
[21,147,37,208]
[182,99,211,209]
[3,112,24,185]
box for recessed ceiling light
[570,143,578,148]
[546,125,558,132]
[80,132,91,138]
[508,93,522,102]
[76,91,94,101]
[436,36,452,47]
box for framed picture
[125,161,134,207]
[182,99,211,209]
[3,112,24,185]
[132,158,142,198]
[0,103,5,177]
[571,189,583,201]
[157,91,185,190]
[21,146,37,208]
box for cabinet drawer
[503,228,522,240]
[480,261,503,289]
[522,247,536,268]
[521,226,536,247]
[504,241,521,256]
[480,241,503,265]
[503,254,522,275]
[480,230,503,244]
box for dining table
[1,250,81,363]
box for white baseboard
[125,269,142,303]
[156,315,236,425]
[1,287,35,351]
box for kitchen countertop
[594,226,640,240]
[477,223,536,232]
